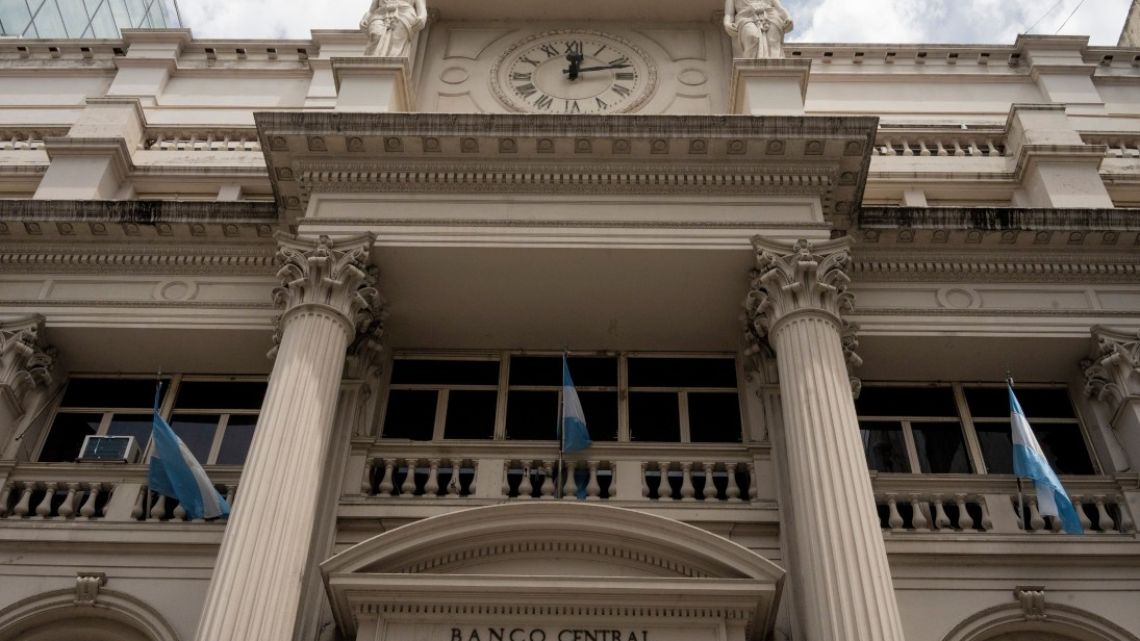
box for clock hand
[562,63,631,75]
[565,51,584,81]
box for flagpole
[145,373,162,523]
[1008,372,1026,531]
[556,351,565,499]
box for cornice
[850,252,1140,283]
[0,246,277,275]
[859,206,1140,232]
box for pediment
[323,503,785,641]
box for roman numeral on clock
[511,72,533,82]
[516,83,538,98]
[612,84,632,98]
[615,72,635,81]
[595,97,609,110]
[608,56,630,66]
[539,44,561,58]
[565,100,581,113]
[534,94,554,110]
[519,55,540,67]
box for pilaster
[728,58,811,116]
[34,98,145,200]
[743,237,904,641]
[0,316,56,454]
[332,57,413,113]
[1006,104,1113,209]
[1083,327,1140,472]
[194,233,383,641]
[1015,35,1104,112]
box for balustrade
[130,483,240,522]
[642,460,754,502]
[874,491,990,532]
[0,480,109,520]
[361,458,476,498]
[503,459,613,500]
[143,131,261,152]
[874,135,1006,157]
[1012,493,1137,534]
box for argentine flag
[1009,386,1082,534]
[561,355,592,453]
[148,388,231,520]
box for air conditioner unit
[77,435,139,463]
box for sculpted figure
[361,0,428,57]
[724,0,794,59]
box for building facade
[0,1,1139,640]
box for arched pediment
[323,503,785,641]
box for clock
[491,30,657,114]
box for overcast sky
[178,0,1131,45]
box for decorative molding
[271,233,385,359]
[74,572,106,606]
[850,254,1140,283]
[1082,326,1140,416]
[860,207,1140,233]
[352,602,754,620]
[0,315,56,415]
[0,248,278,274]
[1013,585,1046,621]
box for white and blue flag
[148,386,231,520]
[1009,385,1082,534]
[561,355,592,454]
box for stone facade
[0,2,1139,641]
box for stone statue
[724,0,794,59]
[360,0,428,58]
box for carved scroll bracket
[0,315,58,416]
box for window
[856,383,1097,476]
[38,376,265,465]
[380,353,742,444]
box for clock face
[492,31,657,114]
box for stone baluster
[80,484,101,518]
[978,496,993,531]
[935,141,948,156]
[35,482,56,518]
[1028,497,1045,531]
[0,482,12,517]
[585,461,601,500]
[194,233,384,641]
[640,462,650,498]
[562,461,578,499]
[13,484,32,517]
[1095,497,1115,532]
[400,459,417,497]
[360,458,376,495]
[909,495,928,531]
[657,462,672,500]
[886,495,904,531]
[952,140,966,156]
[986,140,999,155]
[882,139,896,155]
[702,462,718,500]
[447,461,463,497]
[501,463,511,498]
[131,488,145,520]
[173,502,188,521]
[901,139,914,156]
[57,482,79,518]
[150,494,167,521]
[968,140,981,155]
[933,496,951,530]
[1050,508,1063,533]
[1073,497,1093,530]
[744,237,907,641]
[517,463,534,500]
[424,459,440,498]
[1117,496,1136,533]
[225,484,238,508]
[726,463,742,502]
[955,494,974,530]
[377,460,395,496]
[748,461,758,502]
[541,462,556,499]
[679,463,696,501]
[918,140,931,156]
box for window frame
[857,381,1101,476]
[377,351,746,444]
[36,373,266,466]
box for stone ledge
[0,199,279,225]
[859,207,1140,231]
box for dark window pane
[966,386,1075,419]
[1034,424,1095,475]
[629,392,680,442]
[911,422,972,473]
[860,421,910,473]
[382,390,437,440]
[508,356,560,386]
[61,378,169,409]
[390,359,499,386]
[444,391,496,439]
[39,412,101,462]
[169,414,220,464]
[175,381,267,411]
[579,391,617,441]
[628,357,737,388]
[688,392,742,443]
[106,415,152,451]
[975,424,1013,474]
[217,415,256,465]
[505,390,557,440]
[566,357,617,387]
[856,386,958,417]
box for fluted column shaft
[744,237,905,641]
[195,233,382,641]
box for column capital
[0,315,57,416]
[1082,326,1140,414]
[271,233,386,358]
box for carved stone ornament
[360,0,428,57]
[74,572,106,606]
[1013,585,1047,621]
[0,315,57,412]
[723,0,794,59]
[270,233,385,360]
[742,237,861,395]
[1082,326,1140,416]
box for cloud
[176,0,1131,46]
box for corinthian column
[0,315,56,452]
[195,233,382,641]
[1083,327,1140,471]
[743,237,905,641]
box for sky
[177,0,1133,45]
